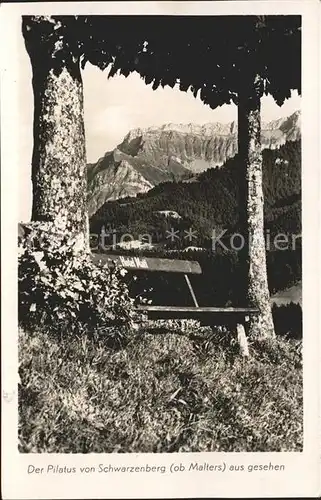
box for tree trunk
[22,16,89,251]
[238,78,275,339]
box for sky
[18,24,301,221]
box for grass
[18,324,303,453]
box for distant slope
[87,148,191,216]
[271,282,302,306]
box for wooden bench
[92,252,258,355]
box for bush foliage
[18,222,135,339]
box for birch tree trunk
[22,16,89,250]
[238,78,275,339]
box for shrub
[18,222,136,340]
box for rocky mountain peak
[121,111,300,147]
[88,110,300,216]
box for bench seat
[136,305,259,323]
[136,305,258,313]
[93,252,257,354]
[92,252,258,324]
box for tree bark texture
[238,79,275,339]
[22,16,89,250]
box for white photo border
[1,2,320,499]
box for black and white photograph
[16,12,304,454]
[1,1,320,498]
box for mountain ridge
[87,110,301,216]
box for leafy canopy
[23,15,301,108]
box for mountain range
[87,110,301,216]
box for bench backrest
[91,253,202,274]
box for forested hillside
[89,140,301,304]
[90,139,301,244]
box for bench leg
[184,274,199,307]
[236,323,249,357]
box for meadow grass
[18,325,302,453]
